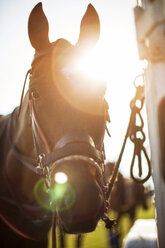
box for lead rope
[52,212,56,248]
[105,74,151,208]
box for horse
[105,162,149,224]
[0,2,111,247]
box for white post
[145,63,165,247]
[134,0,165,247]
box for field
[48,198,155,248]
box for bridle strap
[11,145,39,174]
[29,98,50,155]
[11,135,104,176]
[42,143,104,166]
[18,69,32,119]
[55,132,96,149]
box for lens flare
[49,183,76,212]
[54,172,68,184]
[34,177,76,212]
[34,178,51,210]
[74,50,105,82]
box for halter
[16,44,108,178]
[11,46,114,247]
[16,71,105,180]
[16,43,106,181]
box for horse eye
[30,90,40,100]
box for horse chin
[60,221,97,234]
[58,215,100,234]
[56,199,105,234]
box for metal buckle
[36,153,51,188]
[36,153,45,174]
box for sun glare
[54,172,68,184]
[75,53,103,80]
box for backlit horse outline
[0,2,113,248]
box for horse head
[14,2,109,235]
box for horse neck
[4,93,41,204]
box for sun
[54,172,68,184]
[74,44,108,82]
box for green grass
[118,199,155,246]
[48,198,155,248]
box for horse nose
[54,178,104,214]
[55,177,104,234]
[73,180,104,217]
[50,158,105,233]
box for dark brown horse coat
[0,109,51,246]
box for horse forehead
[51,39,74,59]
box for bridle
[10,46,115,247]
[15,44,108,185]
[15,68,106,182]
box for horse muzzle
[49,156,105,234]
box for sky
[0,0,152,183]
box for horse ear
[76,4,100,52]
[28,2,49,50]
